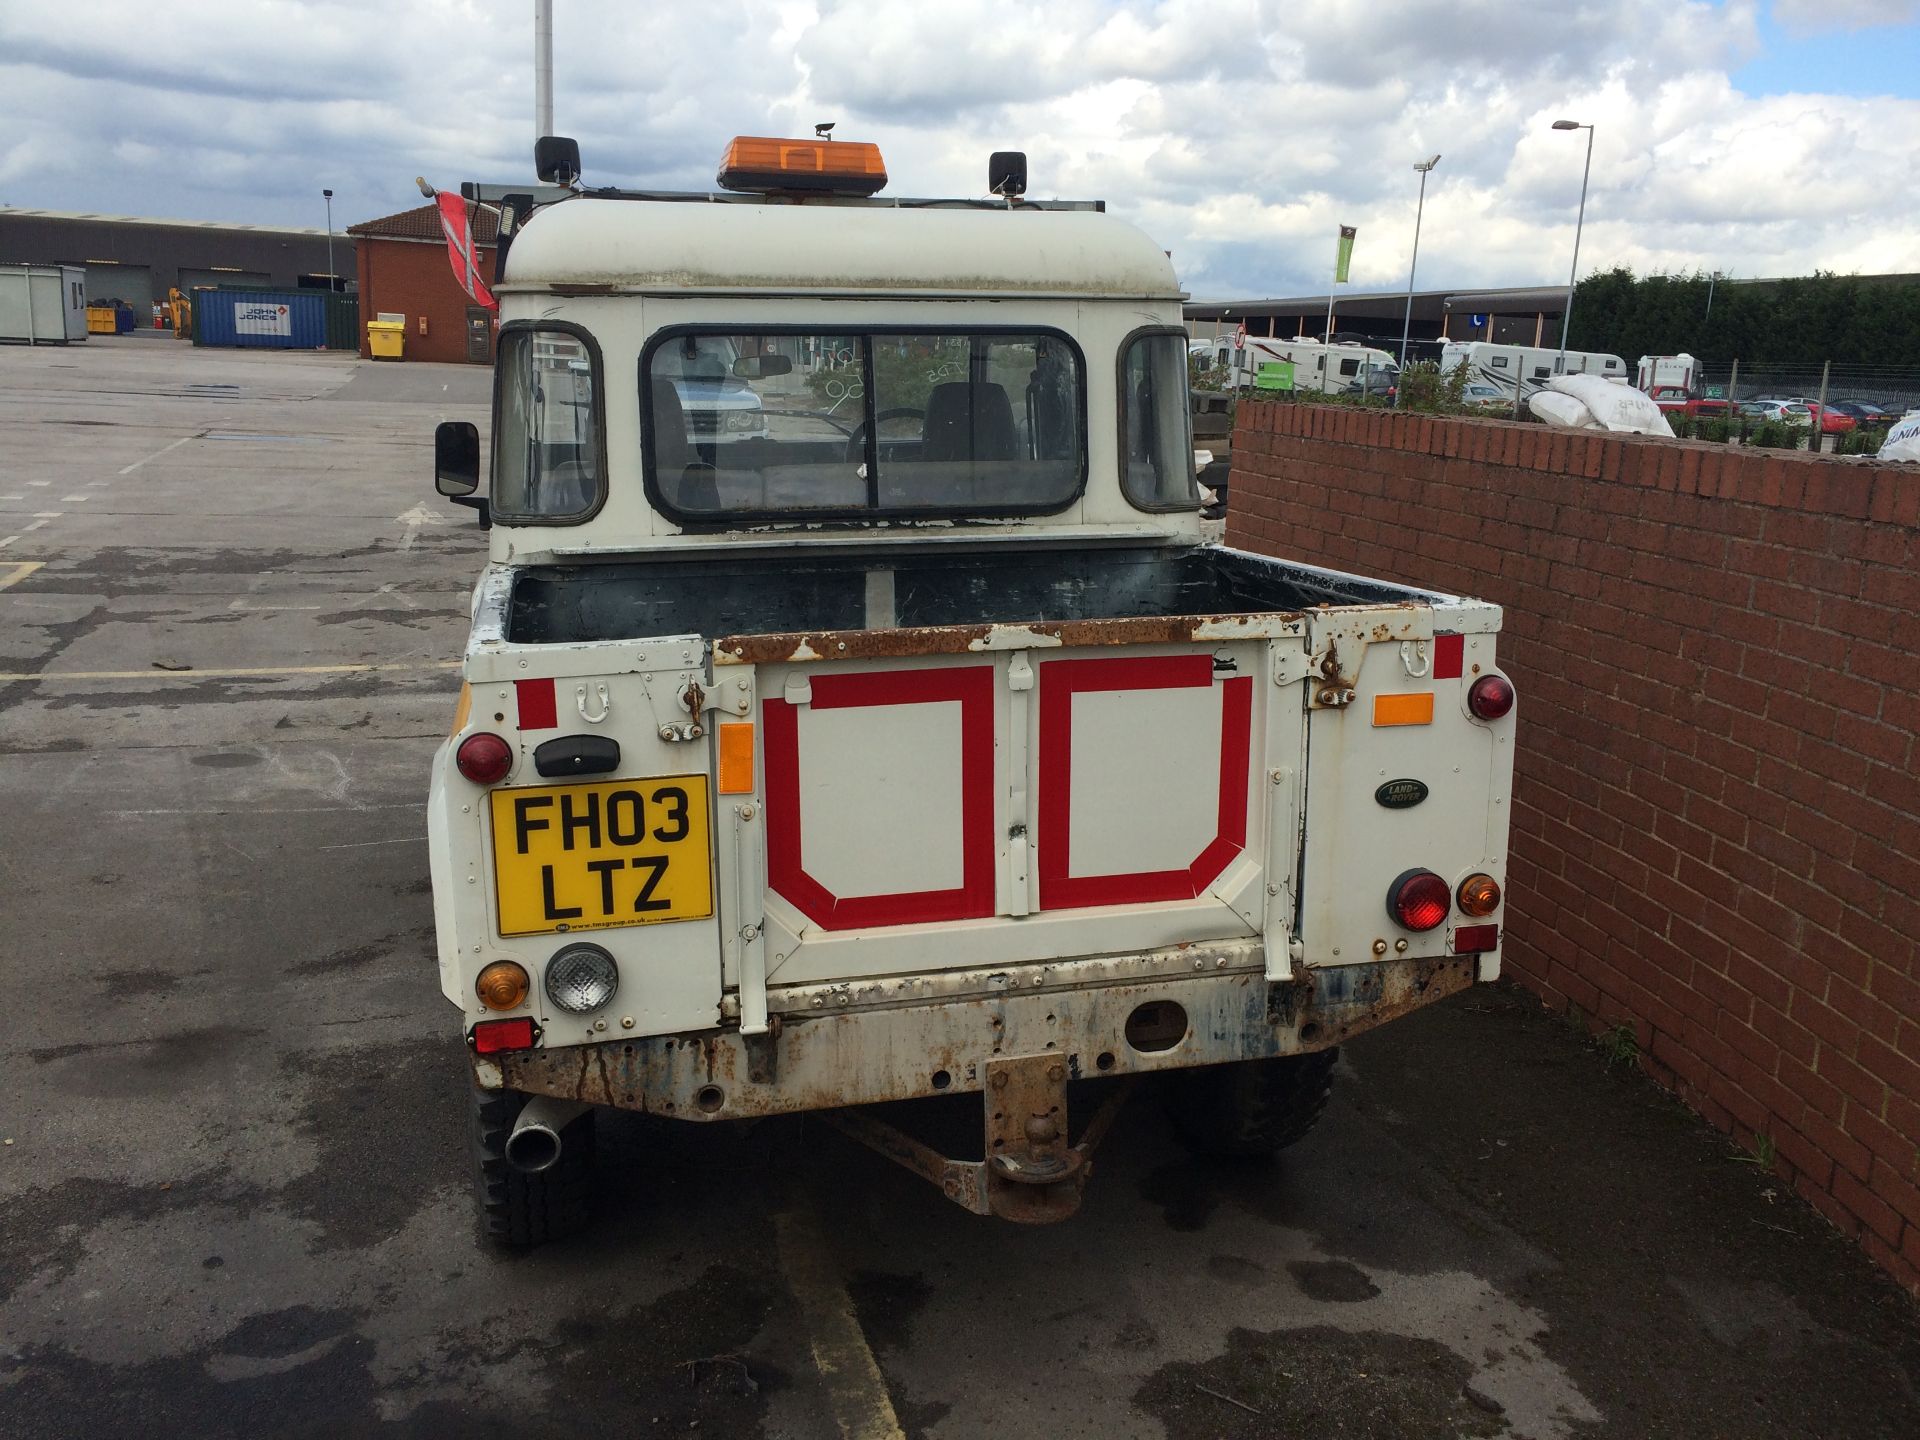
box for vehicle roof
[500,196,1184,300]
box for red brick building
[346,203,499,365]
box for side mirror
[989,150,1028,197]
[732,353,793,379]
[435,421,480,496]
[535,135,581,186]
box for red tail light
[1468,674,1514,720]
[1388,869,1451,931]
[456,732,513,785]
[471,1017,536,1054]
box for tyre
[1165,1049,1337,1161]
[469,1085,596,1247]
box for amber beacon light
[718,136,888,195]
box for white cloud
[1773,0,1919,35]
[1,0,1916,301]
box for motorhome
[1201,334,1399,397]
[1440,341,1628,405]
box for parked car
[1740,400,1813,426]
[1461,383,1512,411]
[1646,384,1693,414]
[1753,396,1858,434]
[427,130,1520,1244]
[1829,401,1899,429]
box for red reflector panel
[516,677,558,730]
[1433,633,1464,680]
[472,1017,535,1054]
[1454,923,1499,954]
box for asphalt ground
[1,336,1917,1439]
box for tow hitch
[824,1054,1135,1223]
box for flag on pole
[1334,225,1357,285]
[435,191,497,311]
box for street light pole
[1396,154,1441,406]
[1552,119,1594,368]
[323,188,335,292]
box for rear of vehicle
[426,152,1514,1243]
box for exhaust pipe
[504,1095,591,1174]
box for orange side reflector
[1372,692,1435,727]
[718,136,888,195]
[448,681,472,738]
[718,722,756,793]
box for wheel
[1165,1049,1337,1161]
[469,1084,596,1247]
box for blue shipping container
[194,289,329,349]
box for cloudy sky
[3,0,1918,300]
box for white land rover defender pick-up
[427,135,1516,1245]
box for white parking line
[27,480,50,487]
[118,433,197,476]
[0,660,461,682]
[774,1207,907,1440]
[60,494,92,502]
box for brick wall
[353,237,496,365]
[1227,402,1920,1290]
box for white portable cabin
[1202,335,1398,395]
[1441,341,1626,403]
[0,264,87,344]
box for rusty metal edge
[713,610,1308,665]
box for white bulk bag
[1878,412,1920,462]
[1528,390,1600,430]
[1546,374,1675,437]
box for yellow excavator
[168,288,192,339]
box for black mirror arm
[448,495,491,529]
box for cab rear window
[493,327,604,522]
[1118,330,1198,511]
[642,328,1084,522]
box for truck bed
[503,543,1447,649]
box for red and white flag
[435,191,497,311]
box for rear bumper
[480,948,1479,1120]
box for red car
[1808,403,1857,434]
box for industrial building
[0,208,347,314]
[1186,285,1568,355]
[347,203,499,366]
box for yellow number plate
[489,776,713,938]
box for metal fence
[1692,360,1920,413]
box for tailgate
[716,618,1311,1004]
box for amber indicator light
[1457,872,1502,916]
[475,960,531,1012]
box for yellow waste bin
[367,318,406,361]
[86,305,118,335]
